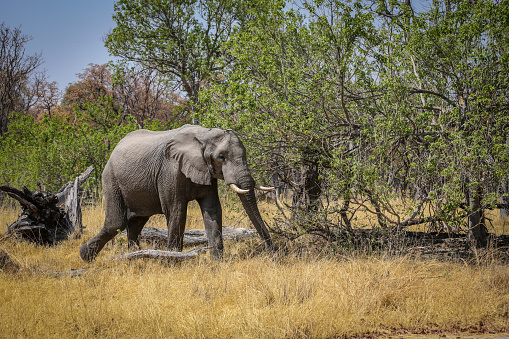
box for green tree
[368,0,509,246]
[0,96,140,198]
[0,113,79,192]
[106,0,240,118]
[201,0,378,218]
[201,0,509,247]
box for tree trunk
[468,184,488,248]
[291,162,322,214]
[58,166,94,237]
[500,181,509,219]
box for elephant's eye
[217,154,226,162]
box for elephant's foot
[127,239,141,250]
[79,242,99,262]
[265,239,276,254]
[209,246,224,261]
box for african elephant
[79,125,274,262]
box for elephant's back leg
[80,180,128,262]
[126,216,150,249]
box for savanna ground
[1,198,509,339]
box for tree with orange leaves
[62,63,186,128]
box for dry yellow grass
[0,203,509,338]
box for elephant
[79,125,274,262]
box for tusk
[230,183,249,194]
[255,185,275,192]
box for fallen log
[54,268,89,278]
[54,247,209,277]
[56,227,254,277]
[1,166,94,245]
[124,226,258,247]
[109,247,210,262]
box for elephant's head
[166,125,274,250]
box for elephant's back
[117,129,175,148]
[109,125,212,167]
[116,125,205,148]
[111,129,176,161]
[105,129,173,181]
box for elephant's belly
[124,191,163,217]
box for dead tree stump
[56,166,94,237]
[1,166,94,245]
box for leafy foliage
[1,0,508,248]
[62,63,185,128]
[200,0,509,243]
[0,96,176,197]
[106,0,239,114]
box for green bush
[0,95,176,198]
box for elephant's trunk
[235,175,274,251]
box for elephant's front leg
[166,202,188,252]
[197,194,223,260]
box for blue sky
[1,0,117,90]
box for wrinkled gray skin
[80,125,273,262]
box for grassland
[0,202,509,338]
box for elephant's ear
[165,126,211,185]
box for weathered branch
[109,247,209,262]
[1,166,94,244]
[397,216,440,228]
[125,226,257,247]
[398,198,429,229]
[56,166,94,205]
[409,88,457,107]
[54,247,209,277]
